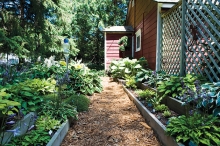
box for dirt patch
[61,77,162,146]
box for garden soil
[61,77,162,146]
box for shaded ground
[61,77,162,146]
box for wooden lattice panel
[185,0,220,82]
[161,3,182,75]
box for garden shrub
[64,94,90,112]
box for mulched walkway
[61,77,162,146]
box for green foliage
[157,74,203,98]
[198,82,220,117]
[0,90,20,116]
[166,114,220,146]
[135,89,155,101]
[149,95,164,107]
[109,57,146,79]
[125,76,137,89]
[118,36,128,51]
[5,78,55,114]
[7,129,51,146]
[64,94,90,112]
[135,69,152,83]
[68,66,102,95]
[154,104,168,112]
[39,101,78,122]
[157,76,182,98]
[36,115,61,131]
[162,110,172,118]
[73,0,128,63]
[139,70,170,88]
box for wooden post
[180,0,186,76]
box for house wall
[105,33,131,69]
[126,0,158,70]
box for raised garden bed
[135,80,188,115]
[46,119,72,146]
[121,85,184,146]
[1,112,36,144]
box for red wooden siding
[126,0,158,70]
[106,34,125,69]
[134,5,157,70]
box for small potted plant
[118,36,129,57]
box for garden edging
[121,85,184,146]
[46,119,72,146]
[1,112,36,144]
[140,83,188,115]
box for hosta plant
[5,78,56,114]
[135,89,155,101]
[109,57,146,79]
[36,115,61,131]
[125,75,137,89]
[39,101,78,122]
[7,128,51,146]
[166,113,220,146]
[68,68,102,95]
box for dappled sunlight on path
[61,77,162,146]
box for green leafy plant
[125,76,137,89]
[36,115,61,131]
[200,82,220,116]
[166,113,220,146]
[69,68,102,95]
[0,90,21,145]
[7,129,51,146]
[5,78,55,114]
[64,94,90,112]
[135,69,152,83]
[0,90,20,116]
[39,101,78,122]
[118,36,128,51]
[157,76,182,98]
[181,81,220,117]
[154,104,168,112]
[162,110,172,117]
[149,95,164,108]
[135,89,155,101]
[109,57,145,79]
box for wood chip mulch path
[61,77,162,146]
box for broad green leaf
[213,108,220,117]
[22,102,27,109]
[165,90,171,95]
[134,64,142,68]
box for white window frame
[135,29,141,52]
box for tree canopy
[0,0,128,64]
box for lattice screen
[160,2,182,75]
[160,0,220,82]
[185,0,220,82]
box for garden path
[61,77,162,146]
